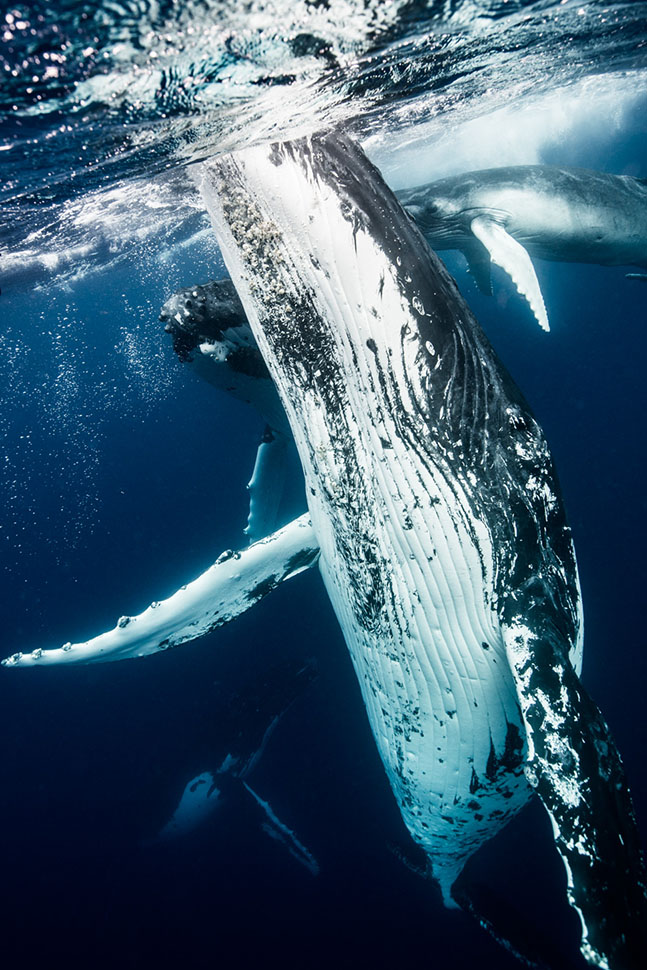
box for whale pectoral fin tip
[9,515,317,668]
[470,216,550,332]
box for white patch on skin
[547,809,608,969]
[547,764,582,809]
[199,339,229,362]
[516,441,534,460]
[157,772,220,840]
[524,474,557,511]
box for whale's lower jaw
[308,395,531,888]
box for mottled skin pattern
[160,278,249,361]
[200,133,646,968]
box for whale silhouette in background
[396,164,647,331]
[151,658,319,876]
[5,135,646,969]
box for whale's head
[159,277,289,435]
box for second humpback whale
[4,136,646,968]
[397,164,647,331]
[159,278,299,541]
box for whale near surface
[196,135,645,969]
[397,164,647,331]
[4,136,646,968]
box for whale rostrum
[160,278,297,542]
[4,136,646,968]
[397,164,647,331]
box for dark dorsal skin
[160,278,249,361]
[198,132,646,969]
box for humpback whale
[160,279,299,541]
[4,135,646,968]
[397,164,647,331]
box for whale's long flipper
[150,657,318,847]
[245,425,290,541]
[243,781,320,876]
[470,216,549,331]
[502,623,647,969]
[398,164,647,334]
[3,514,318,667]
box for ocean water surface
[1,2,646,968]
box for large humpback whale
[397,164,647,331]
[4,135,646,968]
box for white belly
[307,391,530,896]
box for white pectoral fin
[3,514,319,668]
[470,216,549,332]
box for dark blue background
[1,174,645,969]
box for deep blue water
[1,2,647,966]
[1,192,646,968]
